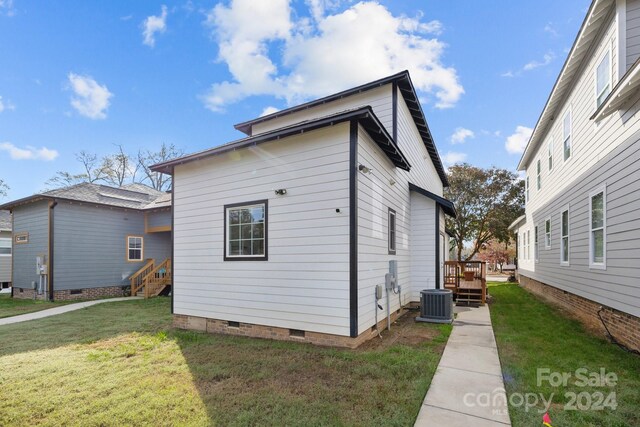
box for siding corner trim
[349,120,359,337]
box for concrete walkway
[415,305,511,427]
[0,297,142,326]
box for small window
[225,200,267,260]
[596,50,611,108]
[590,188,606,269]
[544,218,551,249]
[561,208,570,265]
[525,176,530,204]
[127,236,144,262]
[548,141,553,171]
[534,226,539,263]
[527,230,531,260]
[388,208,396,255]
[563,110,571,161]
[536,159,542,191]
[14,232,28,244]
[0,238,11,255]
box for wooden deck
[444,261,487,305]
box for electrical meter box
[36,255,47,275]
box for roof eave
[517,0,614,170]
[151,107,412,174]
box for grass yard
[489,282,640,427]
[0,298,451,426]
[0,293,79,318]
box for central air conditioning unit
[416,289,453,324]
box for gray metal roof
[0,182,171,211]
[0,210,11,231]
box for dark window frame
[223,199,269,261]
[388,207,397,255]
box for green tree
[445,163,524,261]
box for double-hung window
[536,159,542,191]
[589,187,606,269]
[534,226,539,263]
[225,200,268,260]
[596,50,611,108]
[544,218,551,249]
[563,110,572,161]
[127,236,144,262]
[561,208,570,265]
[0,238,11,256]
[388,208,396,255]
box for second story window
[536,159,541,190]
[563,110,571,161]
[525,176,529,203]
[596,50,611,108]
[548,141,553,171]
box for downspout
[48,200,57,301]
[435,205,440,289]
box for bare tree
[44,171,89,190]
[0,179,8,198]
[136,143,183,191]
[77,151,109,183]
[102,144,133,187]
[44,144,182,192]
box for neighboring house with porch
[152,71,456,348]
[0,210,11,288]
[0,183,172,300]
[510,0,640,351]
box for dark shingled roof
[0,183,171,211]
[0,210,11,231]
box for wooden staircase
[129,258,172,298]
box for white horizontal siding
[173,124,352,336]
[251,86,393,136]
[627,0,640,67]
[519,11,637,273]
[410,195,437,301]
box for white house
[511,0,640,352]
[152,71,456,347]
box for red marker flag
[542,412,553,427]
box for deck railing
[130,259,155,297]
[143,258,172,298]
[443,261,487,305]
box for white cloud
[502,51,555,78]
[544,22,558,37]
[0,0,15,16]
[142,5,168,47]
[202,0,463,112]
[0,96,15,113]
[450,127,474,145]
[442,151,467,166]
[523,52,554,71]
[505,126,533,154]
[0,142,58,161]
[67,73,113,120]
[260,106,280,117]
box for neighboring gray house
[0,183,172,300]
[510,0,640,352]
[0,210,11,288]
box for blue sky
[0,0,590,199]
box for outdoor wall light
[358,164,371,174]
[274,189,287,195]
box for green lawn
[0,293,79,318]
[0,297,451,426]
[489,282,640,427]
